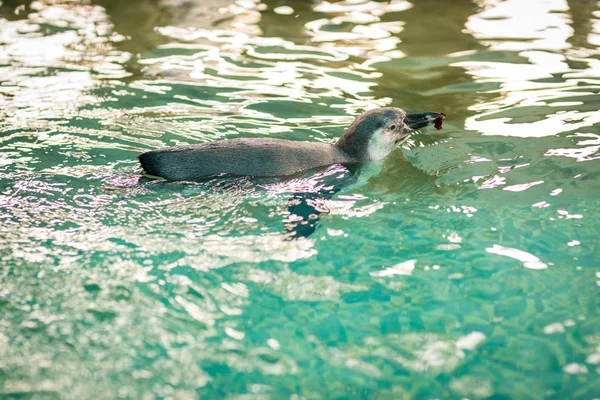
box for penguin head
[335,107,444,161]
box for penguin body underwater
[138,107,445,181]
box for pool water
[1,0,599,398]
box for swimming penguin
[138,107,445,181]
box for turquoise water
[1,0,599,398]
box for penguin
[138,107,444,181]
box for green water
[1,0,599,398]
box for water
[0,0,599,398]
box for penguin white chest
[366,128,398,161]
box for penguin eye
[389,124,397,131]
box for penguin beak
[405,112,445,130]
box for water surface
[1,0,599,398]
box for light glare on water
[0,0,599,398]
